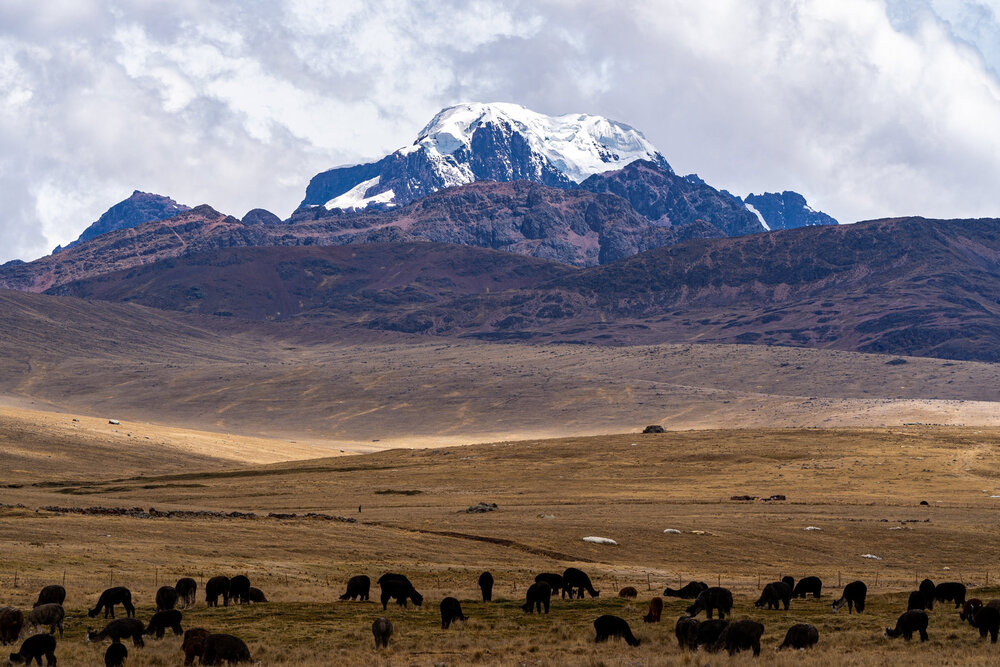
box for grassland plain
[3,419,1000,664]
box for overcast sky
[3,0,1000,262]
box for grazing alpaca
[478,572,494,602]
[781,576,795,591]
[378,577,423,610]
[340,575,370,601]
[372,617,393,649]
[643,597,663,623]
[8,633,57,666]
[714,619,764,656]
[908,591,928,611]
[104,641,127,667]
[205,576,231,608]
[919,579,936,609]
[792,576,822,598]
[934,582,967,608]
[201,634,252,665]
[832,581,867,613]
[182,628,211,666]
[33,586,66,608]
[968,605,1000,643]
[88,618,146,647]
[885,610,929,642]
[0,607,24,646]
[675,616,699,649]
[534,573,564,597]
[155,585,178,611]
[686,587,734,619]
[248,587,268,603]
[229,575,251,605]
[618,586,638,599]
[88,587,135,619]
[26,604,64,638]
[440,597,467,629]
[593,615,640,646]
[663,581,708,599]
[697,619,729,649]
[144,609,183,638]
[175,578,197,609]
[777,623,819,650]
[562,568,600,599]
[522,582,551,614]
[755,582,792,610]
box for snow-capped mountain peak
[302,102,671,211]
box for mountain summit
[301,102,670,210]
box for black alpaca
[521,582,551,614]
[88,587,135,619]
[675,616,700,650]
[663,581,707,599]
[685,587,734,619]
[339,575,370,601]
[714,619,764,656]
[562,568,600,599]
[919,579,936,609]
[205,577,231,608]
[440,597,467,629]
[478,571,494,602]
[378,576,423,610]
[201,634,251,665]
[885,610,929,642]
[907,590,928,611]
[229,575,251,605]
[969,605,1000,643]
[104,642,127,667]
[8,634,57,666]
[175,578,197,609]
[778,623,819,650]
[934,582,967,608]
[534,573,564,597]
[593,615,640,646]
[87,619,146,647]
[33,586,66,608]
[155,586,178,611]
[755,581,792,610]
[144,609,183,639]
[792,576,822,598]
[832,581,867,613]
[697,619,729,649]
[372,617,392,649]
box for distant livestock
[372,617,393,649]
[522,582,551,614]
[885,610,929,642]
[478,571,494,602]
[642,597,663,623]
[534,573,564,597]
[104,642,127,667]
[200,633,252,665]
[919,579,936,609]
[934,582,967,608]
[908,591,928,611]
[965,603,1000,643]
[714,619,764,656]
[340,575,370,601]
[205,576,231,608]
[618,587,638,599]
[675,616,699,649]
[155,585,178,611]
[0,607,24,645]
[778,623,819,650]
[793,576,822,598]
[182,628,211,666]
[229,575,251,605]
[755,581,791,610]
[562,568,600,599]
[663,581,708,599]
[832,581,867,614]
[175,578,197,609]
[593,615,640,646]
[33,586,66,608]
[781,576,795,591]
[145,609,183,638]
[686,587,734,619]
[378,574,423,610]
[696,619,729,649]
[88,618,146,647]
[248,587,268,603]
[88,587,135,619]
[440,597,467,629]
[8,633,57,666]
[26,604,64,638]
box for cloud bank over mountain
[2,0,1000,262]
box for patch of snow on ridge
[325,176,396,210]
[745,202,770,230]
[414,102,665,183]
[582,536,618,545]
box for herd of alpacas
[0,568,997,664]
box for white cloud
[2,0,1000,263]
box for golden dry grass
[3,421,1000,663]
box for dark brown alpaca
[643,597,663,623]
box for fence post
[717,574,721,587]
[647,573,651,591]
[837,571,841,588]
